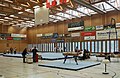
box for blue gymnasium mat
[3,53,72,60]
[38,60,101,71]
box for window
[103,41,106,53]
[95,41,98,52]
[92,41,94,52]
[107,41,110,53]
[115,40,118,52]
[85,42,87,49]
[78,42,80,50]
[88,41,90,52]
[82,42,85,50]
[44,43,46,51]
[98,41,101,52]
[111,40,114,53]
[69,42,71,51]
[73,42,75,51]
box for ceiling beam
[65,6,91,17]
[105,1,119,11]
[50,10,69,20]
[54,14,69,20]
[49,16,61,21]
[74,0,106,14]
[0,5,34,18]
[50,8,80,18]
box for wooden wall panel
[0,24,9,33]
[105,11,118,24]
[56,23,65,34]
[83,17,91,26]
[0,25,27,53]
[91,14,103,26]
[27,11,120,44]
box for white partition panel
[98,41,101,52]
[88,42,90,52]
[115,40,118,52]
[111,41,114,53]
[92,41,94,52]
[28,44,33,50]
[37,44,40,51]
[44,43,46,52]
[107,41,110,53]
[103,41,105,53]
[73,42,75,51]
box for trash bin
[36,54,38,62]
[26,54,33,64]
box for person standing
[14,47,17,54]
[32,46,38,62]
[10,47,13,54]
[22,48,27,63]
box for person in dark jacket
[22,48,27,63]
[10,47,13,54]
[32,46,38,62]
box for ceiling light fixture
[0,13,6,16]
[13,6,22,10]
[37,0,40,2]
[0,4,6,6]
[18,12,23,14]
[25,9,31,11]
[4,0,13,3]
[27,2,30,6]
[30,0,38,3]
[33,5,40,8]
[0,19,4,21]
[21,4,29,7]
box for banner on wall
[84,26,95,31]
[20,34,26,38]
[11,34,20,37]
[81,31,96,36]
[96,25,103,30]
[51,38,56,42]
[59,34,64,38]
[0,37,6,40]
[71,32,80,37]
[37,34,42,37]
[0,33,11,37]
[11,34,26,38]
[68,26,84,31]
[104,24,116,30]
[96,29,120,40]
[68,21,84,31]
[84,36,95,40]
[13,38,21,40]
[7,37,13,40]
[116,29,120,38]
[116,23,120,28]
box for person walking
[22,48,27,63]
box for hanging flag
[46,0,69,8]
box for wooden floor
[0,56,120,78]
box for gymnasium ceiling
[0,0,120,27]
